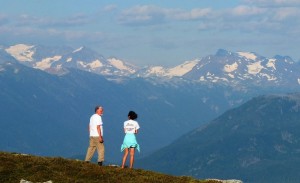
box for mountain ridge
[138,93,300,183]
[2,44,300,88]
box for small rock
[206,179,243,183]
[20,179,53,183]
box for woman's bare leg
[129,148,135,168]
[121,148,129,168]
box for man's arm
[97,125,103,143]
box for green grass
[0,151,221,183]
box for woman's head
[128,111,138,120]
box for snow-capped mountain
[137,49,300,87]
[2,44,300,87]
[4,44,137,77]
[137,60,199,78]
[182,49,300,87]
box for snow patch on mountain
[237,52,257,60]
[5,44,35,62]
[78,60,103,69]
[147,66,166,75]
[73,47,83,53]
[166,60,198,77]
[142,60,198,77]
[14,68,19,74]
[108,58,136,74]
[227,73,235,78]
[89,60,103,69]
[224,62,238,73]
[34,56,62,70]
[66,58,72,62]
[247,61,264,75]
[266,59,276,70]
[261,73,277,81]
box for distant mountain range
[1,51,254,162]
[138,93,300,183]
[2,44,300,88]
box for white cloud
[207,2,300,35]
[103,4,118,12]
[116,3,300,37]
[15,13,91,27]
[244,0,300,7]
[231,5,266,16]
[118,5,166,25]
[171,8,212,20]
[118,5,212,26]
[273,7,300,20]
[4,3,300,37]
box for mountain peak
[273,55,293,61]
[215,49,231,57]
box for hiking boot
[98,161,103,166]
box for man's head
[95,106,104,115]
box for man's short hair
[95,106,102,113]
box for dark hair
[128,111,138,120]
[95,106,102,113]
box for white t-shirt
[124,119,140,134]
[89,114,103,137]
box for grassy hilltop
[0,151,220,183]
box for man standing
[85,106,105,166]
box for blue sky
[1,0,300,66]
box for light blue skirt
[121,133,140,152]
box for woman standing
[121,111,140,168]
